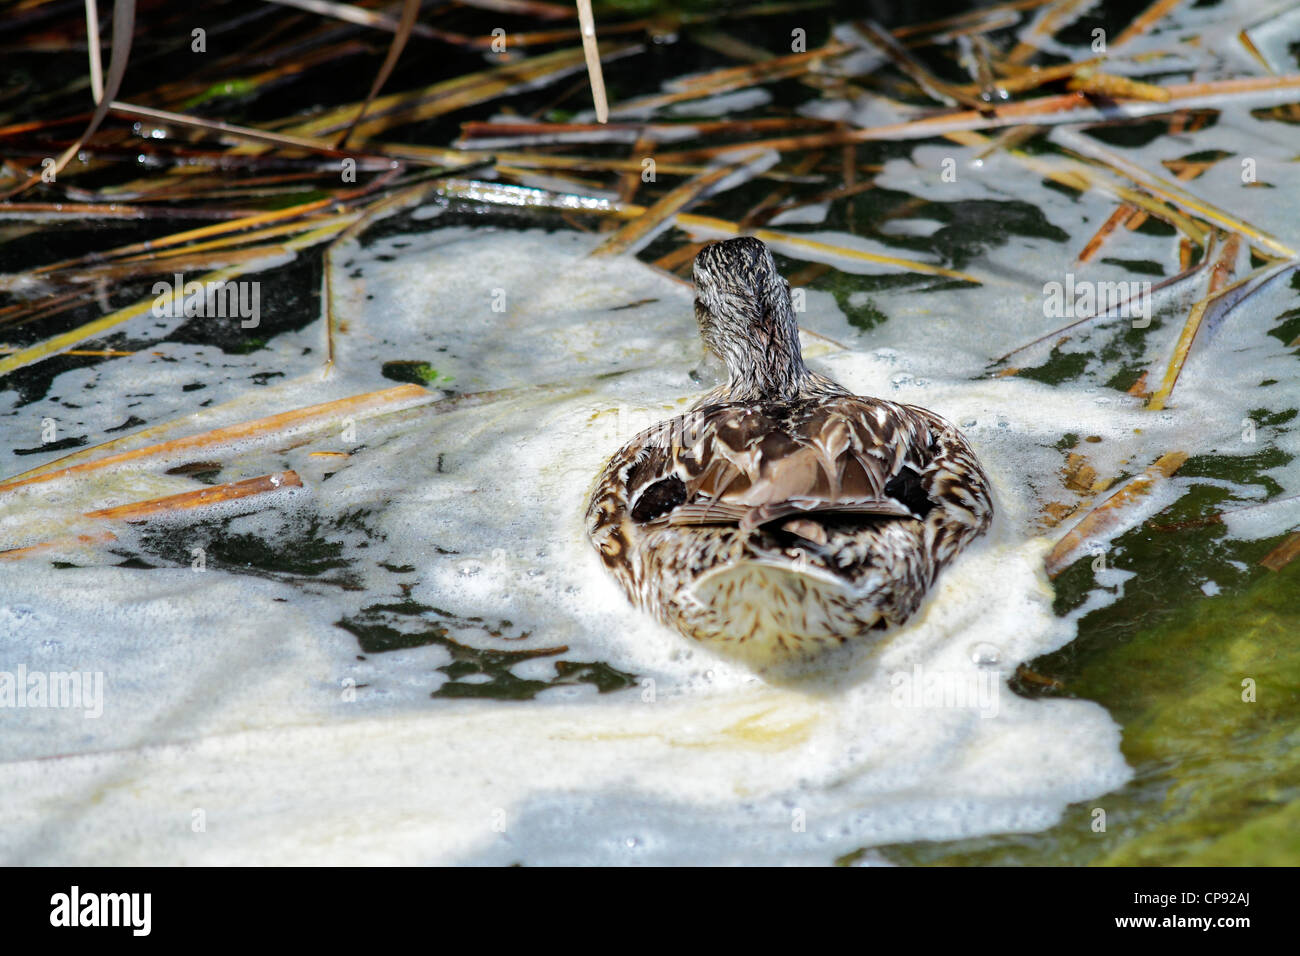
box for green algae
[870,530,1300,866]
[338,598,639,701]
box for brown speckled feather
[585,238,993,665]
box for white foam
[3,0,1300,859]
[0,229,1142,864]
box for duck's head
[693,237,809,402]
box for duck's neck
[718,311,811,404]
[702,293,811,405]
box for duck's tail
[670,558,892,667]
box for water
[1,0,1298,865]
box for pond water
[0,0,1298,864]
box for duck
[586,236,993,666]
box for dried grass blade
[652,241,708,273]
[852,19,989,110]
[456,0,576,18]
[84,0,104,103]
[1144,250,1300,412]
[1123,161,1204,231]
[1076,203,1139,263]
[676,215,986,283]
[1260,532,1300,572]
[1054,123,1296,258]
[435,177,983,281]
[0,532,118,562]
[1067,71,1172,102]
[0,201,254,220]
[0,0,134,200]
[591,153,774,257]
[1112,0,1185,49]
[740,149,825,229]
[0,385,433,495]
[261,0,430,33]
[893,0,1050,41]
[111,102,346,154]
[995,235,1216,365]
[575,0,610,124]
[945,129,1209,246]
[655,75,1300,159]
[1046,452,1189,577]
[1006,0,1096,65]
[612,43,849,115]
[277,43,638,145]
[30,198,354,278]
[0,218,352,377]
[960,57,1102,97]
[335,0,421,149]
[85,471,303,520]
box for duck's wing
[623,397,946,531]
[899,402,994,561]
[662,497,915,528]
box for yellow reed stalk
[84,471,303,520]
[0,219,351,377]
[0,384,433,495]
[1046,452,1189,576]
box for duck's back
[587,394,993,664]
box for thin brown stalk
[591,154,771,257]
[739,150,825,230]
[0,0,134,200]
[1006,0,1096,65]
[335,0,421,149]
[1046,452,1189,577]
[575,0,610,123]
[614,134,656,208]
[611,43,850,115]
[852,20,991,111]
[652,241,709,273]
[1067,72,1172,102]
[85,471,304,520]
[994,237,1216,365]
[893,0,1051,40]
[1260,532,1300,572]
[0,218,357,377]
[0,385,434,495]
[1055,127,1295,257]
[653,75,1300,159]
[1145,234,1244,411]
[1125,162,1206,230]
[0,532,118,561]
[1112,0,1186,49]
